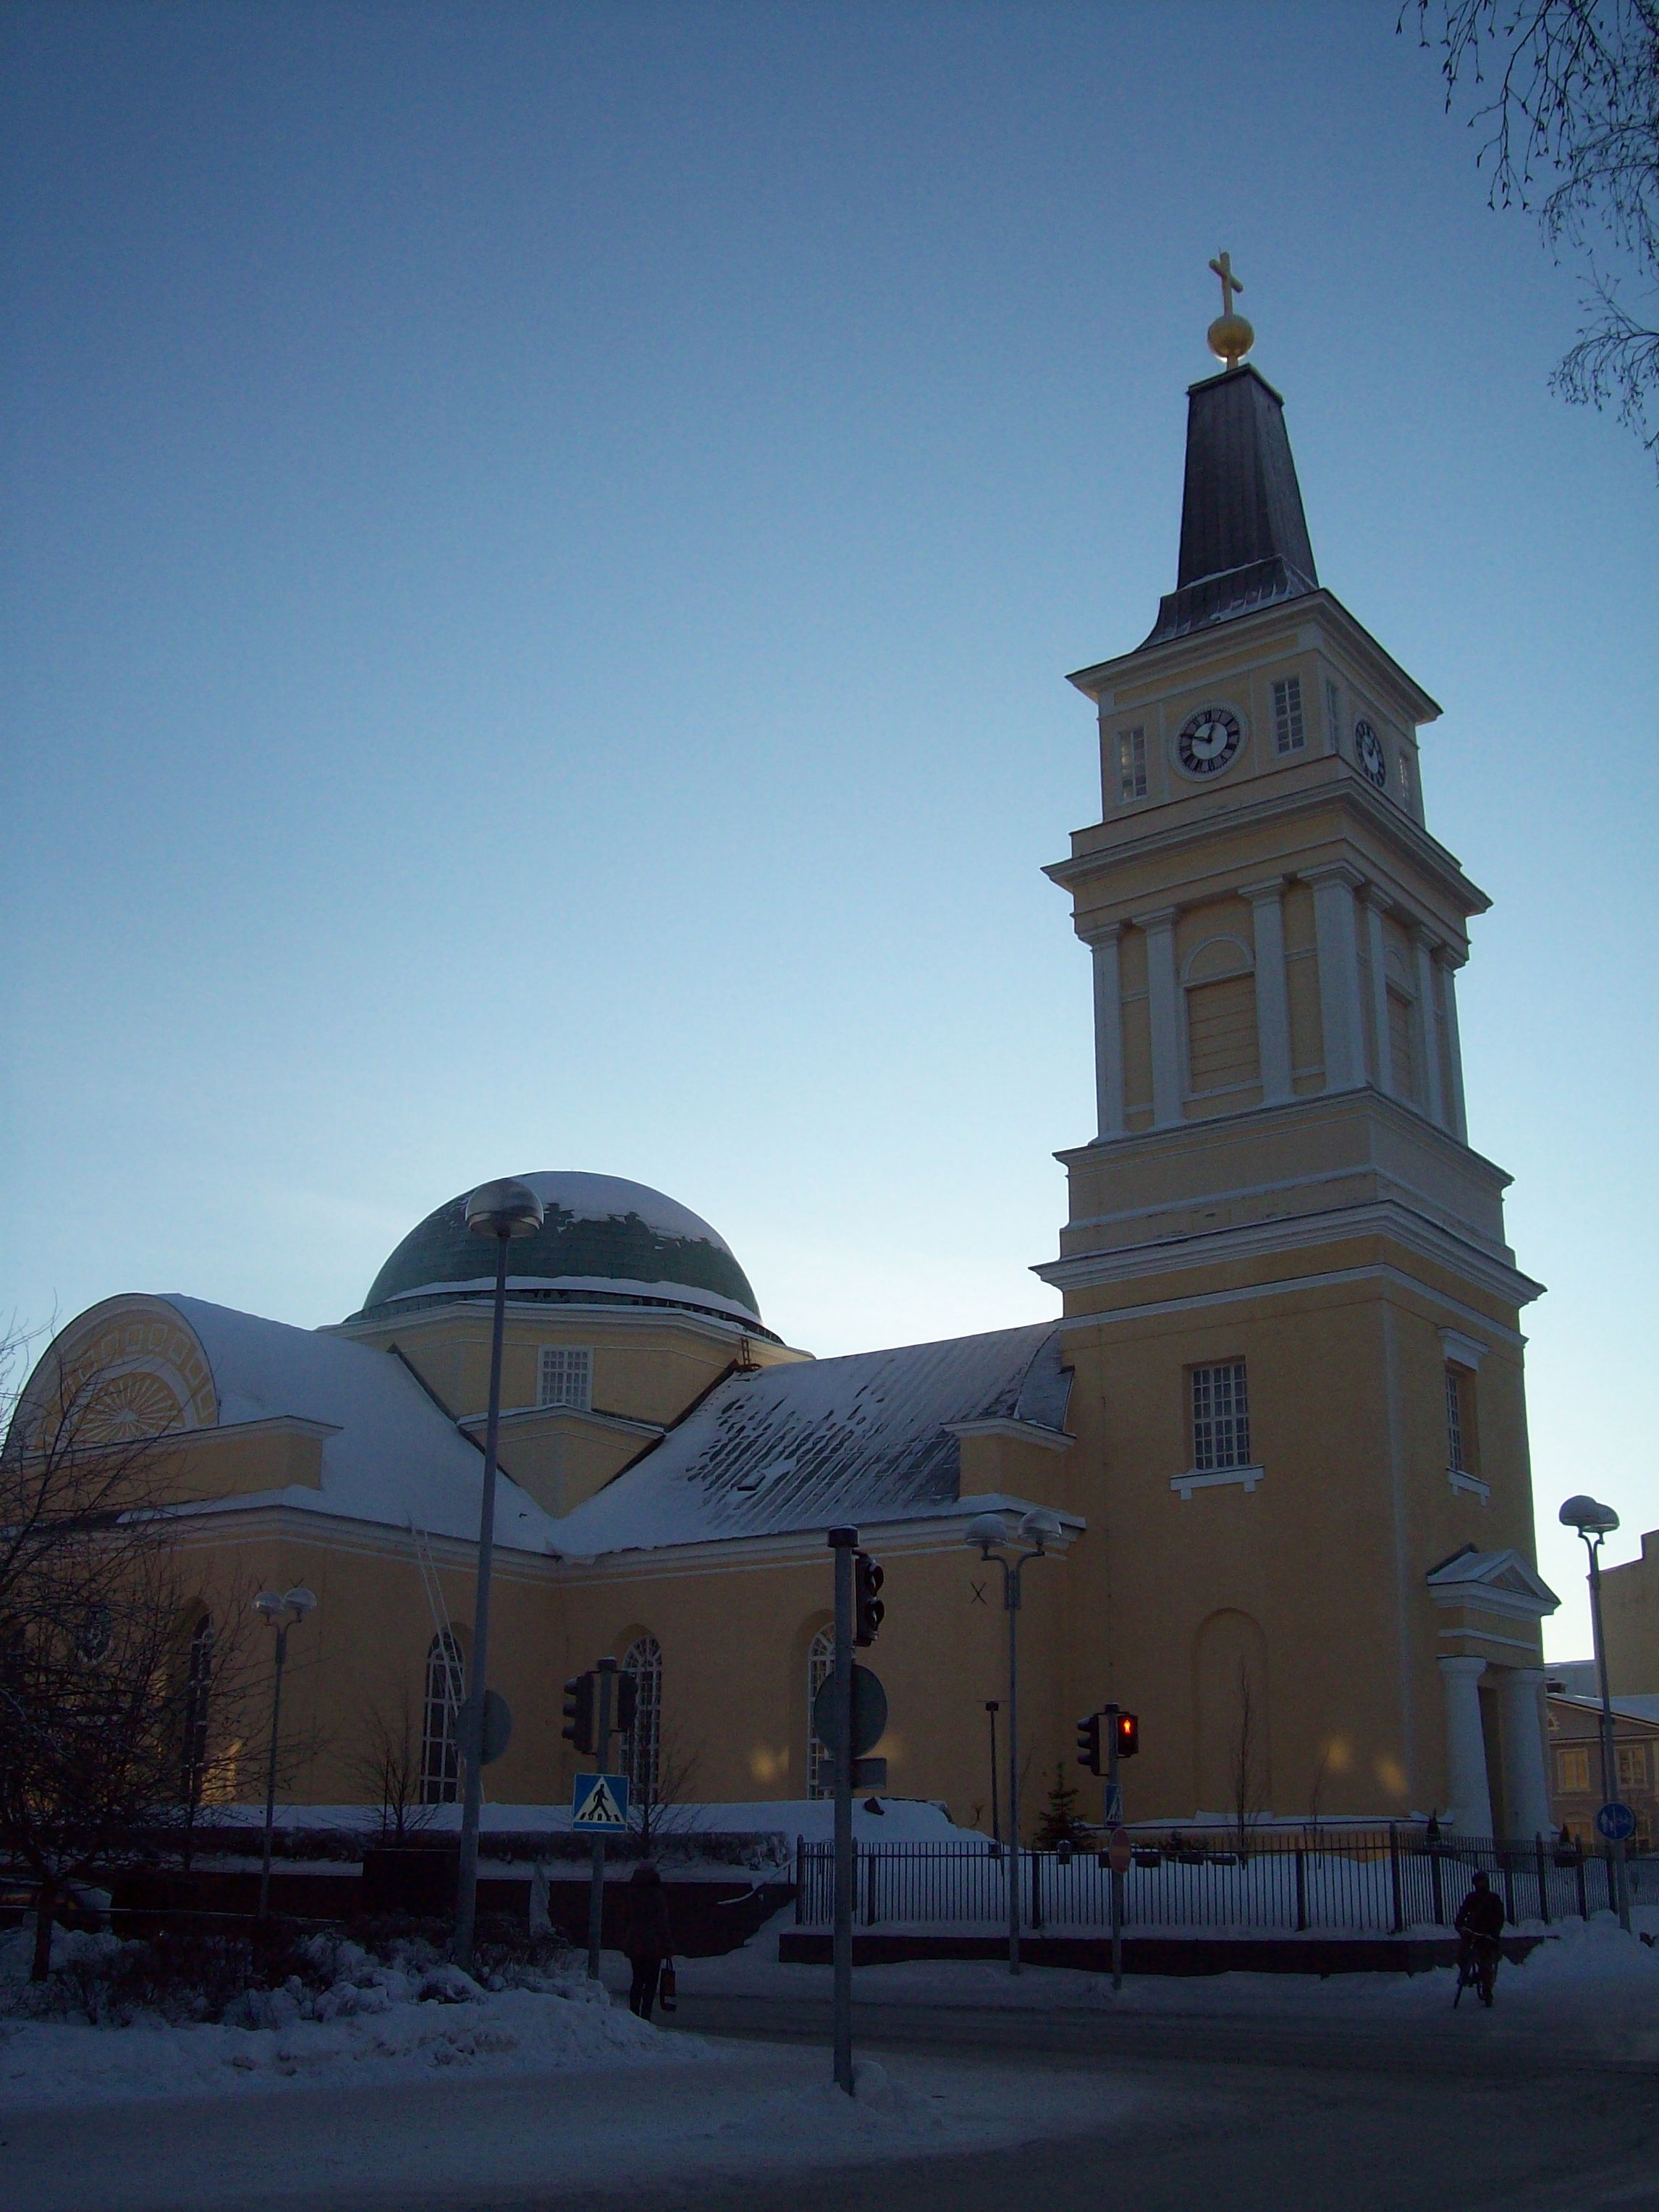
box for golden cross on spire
[1208,250,1244,316]
[1205,250,1254,369]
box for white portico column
[1362,887,1393,1096]
[1439,952,1470,1142]
[1411,927,1447,1128]
[1135,907,1183,1128]
[1438,1656,1494,1837]
[1306,864,1367,1092]
[1089,926,1126,1142]
[1499,1667,1553,1843]
[1242,877,1293,1104]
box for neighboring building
[1547,1692,1659,1849]
[7,296,1562,1839]
[1601,1530,1659,1697]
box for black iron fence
[793,1831,1642,1934]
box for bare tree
[0,1331,257,1976]
[350,1689,435,1842]
[628,1726,703,1860]
[1409,2,1659,468]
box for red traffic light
[1114,1710,1139,1760]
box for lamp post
[1559,1493,1631,1931]
[253,1585,316,1920]
[453,1176,545,1972]
[984,1700,1000,1846]
[964,1508,1063,1974]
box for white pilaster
[1498,1667,1553,1842]
[1242,877,1292,1105]
[1135,907,1183,1128]
[1440,953,1469,1142]
[1362,887,1393,1096]
[1411,927,1447,1128]
[1306,864,1366,1093]
[1438,1655,1494,1837]
[1089,927,1126,1142]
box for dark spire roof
[1142,364,1318,646]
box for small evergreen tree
[1033,1762,1088,1849]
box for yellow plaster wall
[1602,1533,1659,1696]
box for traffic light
[614,1671,639,1736]
[1113,1709,1140,1760]
[562,1671,595,1754]
[854,1551,885,1646]
[1076,1713,1102,1775]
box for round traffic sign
[1107,1826,1132,1877]
[811,1665,888,1760]
[1596,1801,1637,1843]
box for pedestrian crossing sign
[573,1772,630,1831]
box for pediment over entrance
[1425,1545,1560,1619]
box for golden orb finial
[1206,250,1254,370]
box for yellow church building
[9,311,1562,1844]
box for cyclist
[1454,1870,1505,2006]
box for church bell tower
[1041,265,1557,1836]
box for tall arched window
[181,1614,214,1805]
[421,1631,465,1804]
[806,1624,835,1799]
[621,1635,663,1807]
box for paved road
[6,1988,1655,2212]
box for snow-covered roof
[552,1323,1071,1557]
[165,1297,560,1553]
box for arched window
[421,1631,465,1804]
[806,1624,835,1799]
[621,1635,663,1807]
[181,1613,214,1804]
[1182,936,1259,1097]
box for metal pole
[454,1231,510,1971]
[1585,1534,1631,1931]
[586,1658,617,1977]
[1005,1554,1021,1975]
[830,1527,857,2095]
[1106,1707,1123,1990]
[258,1624,288,1920]
[985,1701,1000,1846]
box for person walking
[1454,1869,1506,2007]
[620,1862,674,2020]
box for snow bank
[0,1928,703,2112]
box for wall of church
[1602,1533,1659,1697]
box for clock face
[1354,719,1388,788]
[1176,705,1244,777]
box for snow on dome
[351,1172,768,1334]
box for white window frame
[1191,1360,1251,1472]
[806,1624,835,1799]
[1272,676,1305,754]
[421,1631,465,1804]
[621,1634,663,1807]
[538,1346,593,1411]
[1117,725,1148,802]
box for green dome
[353,1172,768,1333]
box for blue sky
[3,1,1654,1655]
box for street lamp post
[253,1585,316,1920]
[453,1176,545,1973]
[984,1700,1000,1846]
[964,1508,1063,1975]
[1559,1494,1631,1931]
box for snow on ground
[672,1904,1659,2057]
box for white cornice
[330,1301,811,1362]
[1035,1198,1545,1312]
[945,1418,1074,1453]
[1052,1262,1528,1348]
[460,1404,664,1442]
[1044,767,1487,929]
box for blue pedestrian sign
[1102,1782,1123,1826]
[1596,1801,1636,1844]
[573,1772,630,1831]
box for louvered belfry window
[1118,726,1148,801]
[1191,1362,1250,1471]
[1272,676,1305,753]
[1186,974,1260,1093]
[1444,1367,1467,1474]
